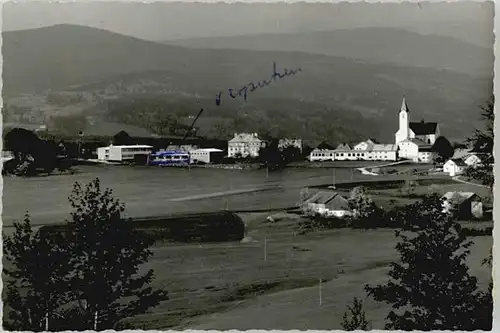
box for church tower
[395,97,410,144]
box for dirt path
[452,176,490,189]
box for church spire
[400,97,409,113]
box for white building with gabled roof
[228,133,265,158]
[443,158,467,176]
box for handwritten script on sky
[215,62,302,106]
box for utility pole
[264,237,268,262]
[319,278,323,306]
[94,310,98,331]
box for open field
[4,163,490,227]
[3,164,492,329]
[126,213,492,330]
[2,164,428,227]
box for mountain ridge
[2,24,492,142]
[162,27,493,78]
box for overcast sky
[2,1,494,45]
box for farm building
[302,190,351,218]
[442,191,483,220]
[443,158,467,176]
[190,148,225,164]
[97,144,153,163]
[463,153,483,167]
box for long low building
[97,145,153,162]
[308,142,398,162]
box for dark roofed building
[442,191,483,220]
[336,143,351,150]
[409,121,438,135]
[302,190,351,218]
[316,142,335,150]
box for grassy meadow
[129,212,492,330]
[2,163,492,329]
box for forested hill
[2,24,492,142]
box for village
[88,98,483,172]
[23,97,483,228]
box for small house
[463,154,483,167]
[442,191,483,220]
[302,190,351,218]
[443,158,467,176]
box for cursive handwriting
[215,62,302,106]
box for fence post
[319,278,322,306]
[264,237,268,262]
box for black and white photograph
[1,1,495,331]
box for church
[395,98,440,163]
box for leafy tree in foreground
[341,297,370,330]
[464,97,494,189]
[347,186,375,219]
[346,186,386,228]
[63,178,168,330]
[3,214,71,331]
[365,194,491,330]
[431,136,454,164]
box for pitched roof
[191,148,224,152]
[409,122,438,135]
[304,191,349,210]
[336,143,351,150]
[452,148,473,159]
[317,142,335,150]
[372,144,398,152]
[408,138,432,147]
[229,133,262,143]
[447,158,467,167]
[442,191,480,204]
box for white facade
[309,149,335,161]
[443,159,466,176]
[333,144,397,161]
[190,148,224,164]
[97,145,153,162]
[308,204,351,218]
[394,97,440,146]
[228,133,264,158]
[395,98,410,145]
[418,150,434,163]
[398,139,433,163]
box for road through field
[3,165,361,226]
